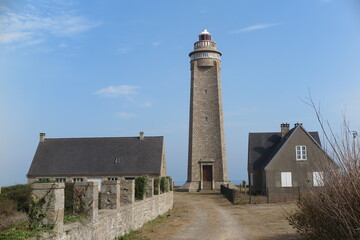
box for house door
[202,165,213,190]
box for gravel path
[139,191,302,240]
[172,192,247,240]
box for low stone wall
[61,192,173,240]
[220,184,241,204]
[30,179,173,240]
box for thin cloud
[152,41,160,47]
[140,102,152,108]
[95,85,139,98]
[58,43,67,48]
[225,108,258,116]
[116,112,137,119]
[229,23,281,34]
[0,2,100,47]
[116,47,130,54]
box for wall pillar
[120,179,135,204]
[101,180,120,209]
[146,178,154,198]
[31,183,65,235]
[170,178,174,191]
[157,178,161,195]
[74,182,98,222]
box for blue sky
[1,0,360,186]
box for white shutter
[281,172,292,187]
[313,172,324,186]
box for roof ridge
[45,136,163,140]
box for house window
[313,172,324,186]
[38,178,50,182]
[56,178,66,183]
[296,146,307,160]
[114,157,120,164]
[281,172,292,187]
[73,178,84,183]
[107,177,118,181]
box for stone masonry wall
[61,192,173,240]
[31,180,173,240]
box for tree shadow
[256,233,304,240]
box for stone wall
[30,179,173,240]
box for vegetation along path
[123,191,303,240]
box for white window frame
[296,145,307,160]
[281,172,292,187]
[73,178,84,183]
[313,172,324,187]
[56,178,66,183]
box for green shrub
[98,192,102,209]
[154,178,160,195]
[1,184,32,213]
[0,197,17,216]
[160,177,167,193]
[64,183,74,213]
[135,175,148,200]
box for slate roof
[27,136,164,177]
[248,126,321,170]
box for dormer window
[114,157,120,164]
[296,146,307,160]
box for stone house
[248,123,334,196]
[27,131,167,184]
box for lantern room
[199,29,211,41]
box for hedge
[135,175,148,200]
[154,178,160,195]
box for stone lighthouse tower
[180,29,232,192]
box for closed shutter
[281,172,292,187]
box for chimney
[294,122,303,127]
[139,131,144,140]
[40,133,46,142]
[280,123,290,138]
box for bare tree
[288,93,360,240]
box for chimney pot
[280,123,290,138]
[294,122,303,127]
[139,131,144,140]
[40,133,46,142]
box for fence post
[74,182,99,223]
[146,178,154,198]
[266,187,270,203]
[298,186,301,201]
[101,180,120,209]
[249,185,252,204]
[31,182,65,235]
[120,179,135,204]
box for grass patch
[0,229,37,240]
[115,211,172,240]
[116,230,150,240]
[64,213,88,224]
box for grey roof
[28,136,164,177]
[248,127,321,170]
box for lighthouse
[180,29,233,191]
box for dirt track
[135,191,303,240]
